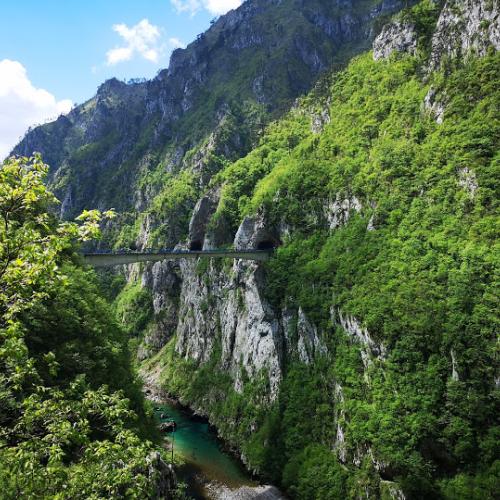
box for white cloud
[204,0,242,15]
[106,19,161,65]
[171,0,201,14]
[171,0,242,16]
[169,37,186,49]
[0,59,72,160]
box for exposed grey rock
[337,310,387,369]
[205,483,286,500]
[367,214,376,231]
[424,86,446,124]
[251,75,267,104]
[458,166,478,199]
[325,194,362,230]
[59,187,73,219]
[281,307,296,354]
[136,214,152,250]
[373,21,418,60]
[335,423,347,463]
[296,307,327,364]
[333,382,347,463]
[234,213,279,250]
[430,0,500,69]
[189,190,219,249]
[175,259,217,364]
[147,451,177,499]
[138,260,181,360]
[380,480,407,500]
[451,349,460,381]
[218,260,282,397]
[15,0,411,220]
[234,216,258,250]
[172,256,283,400]
[311,108,331,134]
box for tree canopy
[0,155,162,499]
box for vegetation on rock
[7,0,499,498]
[0,156,168,498]
[150,13,500,499]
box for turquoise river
[153,400,257,498]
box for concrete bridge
[83,249,272,267]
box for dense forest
[0,156,172,498]
[3,0,499,498]
[141,1,499,497]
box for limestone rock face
[171,254,283,399]
[423,86,447,124]
[458,166,478,199]
[336,310,387,369]
[296,307,327,365]
[147,452,177,498]
[324,194,362,230]
[234,213,280,250]
[188,189,219,250]
[373,21,418,60]
[14,0,410,220]
[138,260,181,360]
[430,0,500,68]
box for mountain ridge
[14,0,413,221]
[11,0,500,498]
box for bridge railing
[85,248,273,255]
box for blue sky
[0,0,243,158]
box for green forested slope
[0,156,167,498]
[152,13,499,498]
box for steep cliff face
[13,0,500,498]
[14,0,411,221]
[429,0,500,67]
[373,0,500,65]
[135,1,499,497]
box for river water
[153,400,258,499]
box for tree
[0,155,164,498]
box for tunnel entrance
[256,240,276,251]
[189,240,203,251]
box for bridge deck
[83,250,272,267]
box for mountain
[13,0,500,498]
[14,0,412,222]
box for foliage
[154,40,500,499]
[115,281,154,338]
[0,156,164,498]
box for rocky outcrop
[311,107,331,134]
[188,190,220,250]
[234,213,280,250]
[373,0,500,66]
[423,86,446,124]
[158,421,177,433]
[147,452,177,499]
[14,0,410,220]
[458,166,478,199]
[333,382,347,463]
[336,310,387,369]
[373,21,418,60]
[296,307,327,364]
[430,0,500,68]
[324,194,363,230]
[205,483,285,500]
[380,480,407,500]
[138,260,181,360]
[173,253,283,399]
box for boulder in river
[159,421,177,433]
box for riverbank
[205,483,285,500]
[142,370,286,499]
